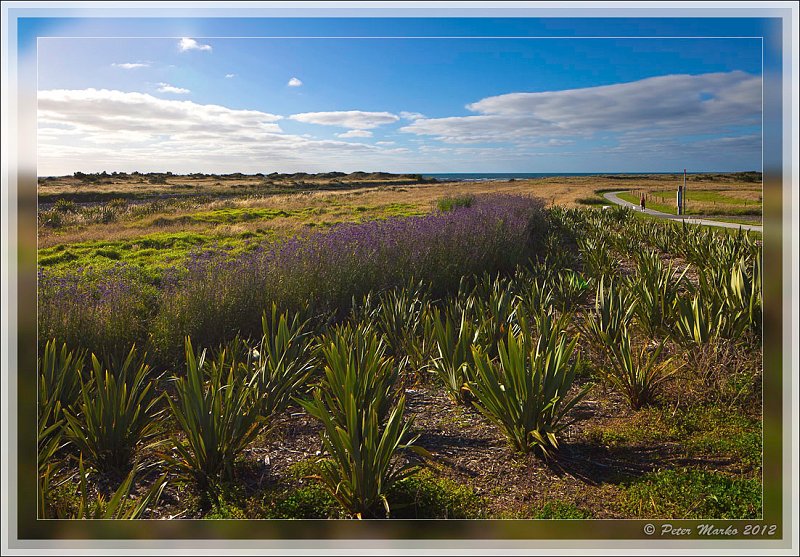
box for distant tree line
[49,171,430,183]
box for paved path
[602,191,763,233]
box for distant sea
[422,172,680,182]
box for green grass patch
[653,189,761,206]
[41,475,82,518]
[38,230,278,279]
[131,231,215,250]
[388,469,487,519]
[201,460,345,519]
[38,250,79,266]
[181,207,294,224]
[204,495,249,519]
[584,405,761,470]
[576,196,607,206]
[268,484,343,519]
[94,248,121,260]
[688,207,761,217]
[155,203,423,226]
[437,195,475,212]
[260,462,486,519]
[681,409,762,469]
[621,469,761,519]
[702,215,763,226]
[706,221,762,237]
[377,202,425,218]
[617,192,681,215]
[259,460,344,519]
[351,202,423,217]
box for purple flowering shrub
[38,264,159,360]
[39,195,546,364]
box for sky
[33,17,765,175]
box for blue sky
[32,17,765,174]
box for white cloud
[112,62,150,69]
[157,83,191,94]
[287,77,303,87]
[401,71,761,144]
[399,111,426,120]
[37,88,396,174]
[337,130,373,138]
[225,73,236,79]
[178,37,212,52]
[290,110,399,129]
[36,71,760,175]
[38,89,283,137]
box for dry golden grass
[342,174,761,207]
[37,173,421,200]
[39,174,762,248]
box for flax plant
[251,303,316,417]
[582,277,637,355]
[626,250,688,338]
[75,456,168,519]
[671,294,725,346]
[578,236,617,280]
[374,280,433,373]
[468,314,591,457]
[38,340,87,515]
[516,275,556,325]
[39,339,86,430]
[314,322,400,424]
[299,393,423,518]
[299,323,426,518]
[472,275,519,357]
[552,269,591,312]
[428,305,478,404]
[63,346,164,473]
[604,329,678,410]
[167,338,265,495]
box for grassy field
[616,177,762,223]
[39,171,762,242]
[37,170,433,203]
[38,171,762,282]
[38,201,427,274]
[36,172,763,521]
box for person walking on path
[640,193,646,212]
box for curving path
[602,191,763,233]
